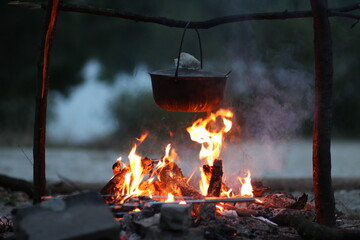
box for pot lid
[149,68,227,78]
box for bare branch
[330,11,360,20]
[8,1,360,29]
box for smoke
[241,61,313,140]
[222,59,314,180]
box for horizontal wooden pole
[9,1,360,29]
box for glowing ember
[186,109,233,166]
[216,204,225,212]
[238,170,253,197]
[221,188,234,198]
[165,193,175,202]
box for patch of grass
[2,195,17,207]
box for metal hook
[175,21,203,78]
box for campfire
[100,109,256,210]
[12,108,351,240]
[96,109,316,239]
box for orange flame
[120,133,149,200]
[238,170,253,197]
[165,193,175,202]
[187,109,233,196]
[216,204,225,213]
[186,109,233,166]
[136,131,149,143]
[199,167,209,196]
[127,144,144,194]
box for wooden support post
[33,0,60,204]
[310,0,336,226]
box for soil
[1,185,360,240]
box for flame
[186,109,233,166]
[165,144,171,159]
[164,143,178,163]
[186,109,233,196]
[221,188,234,198]
[179,201,187,205]
[165,193,175,202]
[113,157,122,175]
[199,167,209,196]
[216,204,225,212]
[136,131,149,143]
[127,144,144,194]
[119,133,149,200]
[238,170,253,197]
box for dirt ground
[1,182,360,239]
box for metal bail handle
[175,21,203,78]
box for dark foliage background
[0,0,359,146]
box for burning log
[202,159,234,197]
[101,157,155,201]
[251,180,270,197]
[156,160,203,199]
[206,159,223,197]
[100,168,131,203]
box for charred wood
[251,180,270,197]
[274,213,360,240]
[100,168,130,203]
[288,193,308,210]
[0,174,33,198]
[157,163,203,199]
[207,159,223,197]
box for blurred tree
[0,0,359,145]
[109,91,197,148]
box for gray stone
[145,226,204,240]
[13,191,119,240]
[200,203,216,221]
[134,213,160,237]
[159,204,191,231]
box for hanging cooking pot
[149,22,229,112]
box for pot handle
[175,21,203,78]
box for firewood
[100,168,131,203]
[101,157,155,202]
[251,180,270,197]
[221,203,260,217]
[274,212,360,240]
[139,179,158,196]
[156,163,203,199]
[207,159,223,197]
[0,174,33,198]
[203,161,233,197]
[288,193,308,210]
[141,157,154,175]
